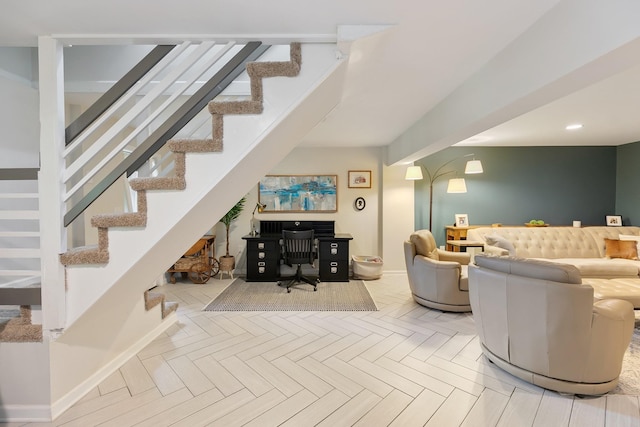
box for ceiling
[2,0,640,162]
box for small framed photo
[348,170,372,188]
[455,214,469,227]
[606,215,623,226]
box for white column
[381,163,415,272]
[38,36,67,332]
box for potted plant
[219,197,246,274]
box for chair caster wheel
[287,288,291,293]
[314,287,317,292]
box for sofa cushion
[474,254,582,284]
[485,234,516,256]
[584,277,640,308]
[620,234,640,253]
[604,238,638,260]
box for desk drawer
[319,260,349,282]
[246,239,280,281]
[319,240,349,261]
[247,240,280,252]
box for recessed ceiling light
[565,124,583,130]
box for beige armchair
[469,254,634,395]
[404,230,471,312]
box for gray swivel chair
[278,229,319,293]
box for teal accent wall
[415,146,618,245]
[616,142,640,225]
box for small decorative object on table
[250,202,266,236]
[526,219,548,227]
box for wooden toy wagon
[167,235,219,284]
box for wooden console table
[445,225,487,252]
[447,240,484,252]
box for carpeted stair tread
[129,152,186,192]
[144,290,179,320]
[162,301,179,318]
[61,228,109,265]
[129,176,186,191]
[208,100,263,115]
[91,212,146,228]
[0,324,43,342]
[144,290,164,310]
[60,245,109,265]
[91,190,148,228]
[0,305,42,342]
[167,138,223,153]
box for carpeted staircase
[59,43,302,322]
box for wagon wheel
[209,257,220,278]
[188,262,212,284]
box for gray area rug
[203,278,378,311]
[614,328,640,394]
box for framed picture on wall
[455,214,469,227]
[258,175,337,212]
[348,170,372,188]
[606,215,623,226]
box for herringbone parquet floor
[11,273,640,426]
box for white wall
[0,47,37,83]
[0,76,39,168]
[216,145,411,273]
[0,342,51,421]
[381,162,416,272]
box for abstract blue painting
[259,175,337,212]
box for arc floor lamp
[405,154,483,231]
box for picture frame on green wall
[455,214,469,227]
[606,215,622,226]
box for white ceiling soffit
[9,0,640,161]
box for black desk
[243,222,352,282]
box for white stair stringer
[49,43,347,415]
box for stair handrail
[63,41,268,226]
[63,41,235,202]
[64,45,176,144]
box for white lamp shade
[447,178,467,193]
[465,159,483,174]
[405,166,423,180]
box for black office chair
[278,229,319,293]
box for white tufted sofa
[466,226,640,307]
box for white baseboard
[382,269,407,275]
[50,313,177,420]
[0,404,52,422]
